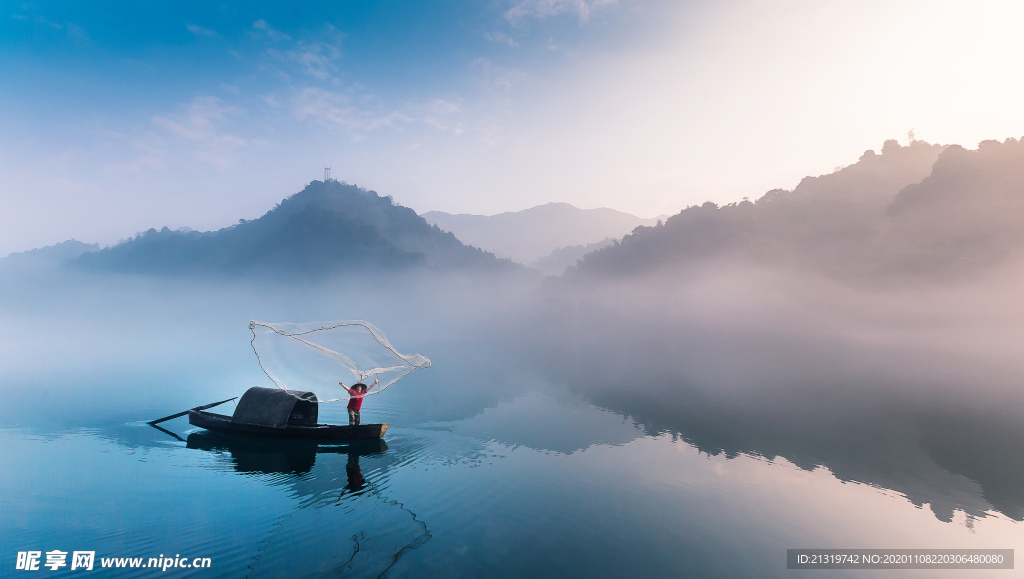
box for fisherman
[338,377,379,426]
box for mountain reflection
[570,379,1024,522]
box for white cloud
[291,87,411,134]
[152,97,246,168]
[505,0,617,23]
[411,99,464,131]
[186,23,217,37]
[252,21,345,81]
[290,88,468,137]
[64,22,89,42]
[11,11,90,41]
[289,41,341,80]
[12,13,62,29]
[252,19,291,42]
[424,100,462,115]
[472,58,527,91]
[484,31,519,47]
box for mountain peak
[75,180,506,276]
[422,203,661,264]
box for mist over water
[3,248,1024,576]
[539,261,1024,520]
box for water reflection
[550,371,1024,522]
[181,430,430,578]
[344,451,368,495]
[184,430,387,477]
[524,286,1024,525]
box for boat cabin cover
[232,386,318,428]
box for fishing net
[249,320,431,403]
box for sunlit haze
[2,0,1023,255]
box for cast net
[249,320,431,402]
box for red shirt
[347,390,365,411]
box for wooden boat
[188,386,388,441]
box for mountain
[567,139,966,281]
[884,138,1024,276]
[421,203,665,265]
[1,239,99,281]
[2,239,99,263]
[531,238,615,276]
[78,180,506,276]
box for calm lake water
[2,272,1023,577]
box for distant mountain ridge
[18,137,1020,283]
[422,203,666,265]
[531,238,616,275]
[566,139,1011,282]
[77,180,506,276]
[0,239,100,275]
[3,239,99,263]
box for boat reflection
[183,430,430,577]
[185,430,387,477]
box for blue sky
[3,0,1024,255]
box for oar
[149,422,186,442]
[148,397,237,425]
